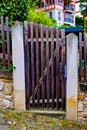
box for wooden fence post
[66,33,78,121]
[12,21,26,110]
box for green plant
[0,62,16,73]
[0,0,30,25]
[80,0,87,15]
[54,24,74,29]
[28,9,57,27]
[76,16,84,27]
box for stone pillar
[12,22,26,110]
[66,33,78,121]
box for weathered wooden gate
[24,22,66,110]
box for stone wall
[0,72,14,109]
[78,84,87,123]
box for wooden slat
[84,34,87,82]
[79,33,82,82]
[35,23,40,107]
[56,29,60,109]
[0,53,12,60]
[51,27,55,109]
[41,25,45,108]
[6,17,10,67]
[61,29,65,110]
[1,16,5,66]
[46,26,50,108]
[30,23,35,107]
[24,21,31,107]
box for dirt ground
[0,109,87,130]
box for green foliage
[28,9,57,26]
[76,16,84,27]
[80,0,87,15]
[0,58,16,72]
[55,24,74,29]
[0,63,16,72]
[29,0,41,9]
[0,0,56,26]
[0,0,29,25]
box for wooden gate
[24,22,66,110]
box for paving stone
[0,125,9,130]
[0,113,5,119]
[6,120,13,126]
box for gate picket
[56,29,60,109]
[24,22,30,107]
[30,23,35,107]
[61,29,66,110]
[51,28,55,108]
[79,33,82,82]
[36,24,40,107]
[1,16,5,66]
[46,26,50,108]
[6,17,10,67]
[84,34,87,82]
[41,25,45,108]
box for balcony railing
[64,4,75,12]
[56,0,63,6]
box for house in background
[39,0,75,26]
[75,0,82,17]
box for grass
[0,109,87,130]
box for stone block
[4,83,13,95]
[10,102,14,109]
[0,99,4,107]
[0,81,4,91]
[78,102,84,112]
[78,93,85,100]
[82,112,87,118]
[83,101,87,106]
[5,95,13,101]
[0,92,4,98]
[3,99,10,108]
[85,96,87,101]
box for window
[46,0,48,6]
[52,0,54,4]
[40,2,44,8]
[49,12,52,18]
[58,12,61,21]
[71,15,74,23]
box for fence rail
[0,16,11,68]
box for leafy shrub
[28,9,57,26]
[0,0,29,25]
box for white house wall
[46,9,64,26]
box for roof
[64,27,83,33]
